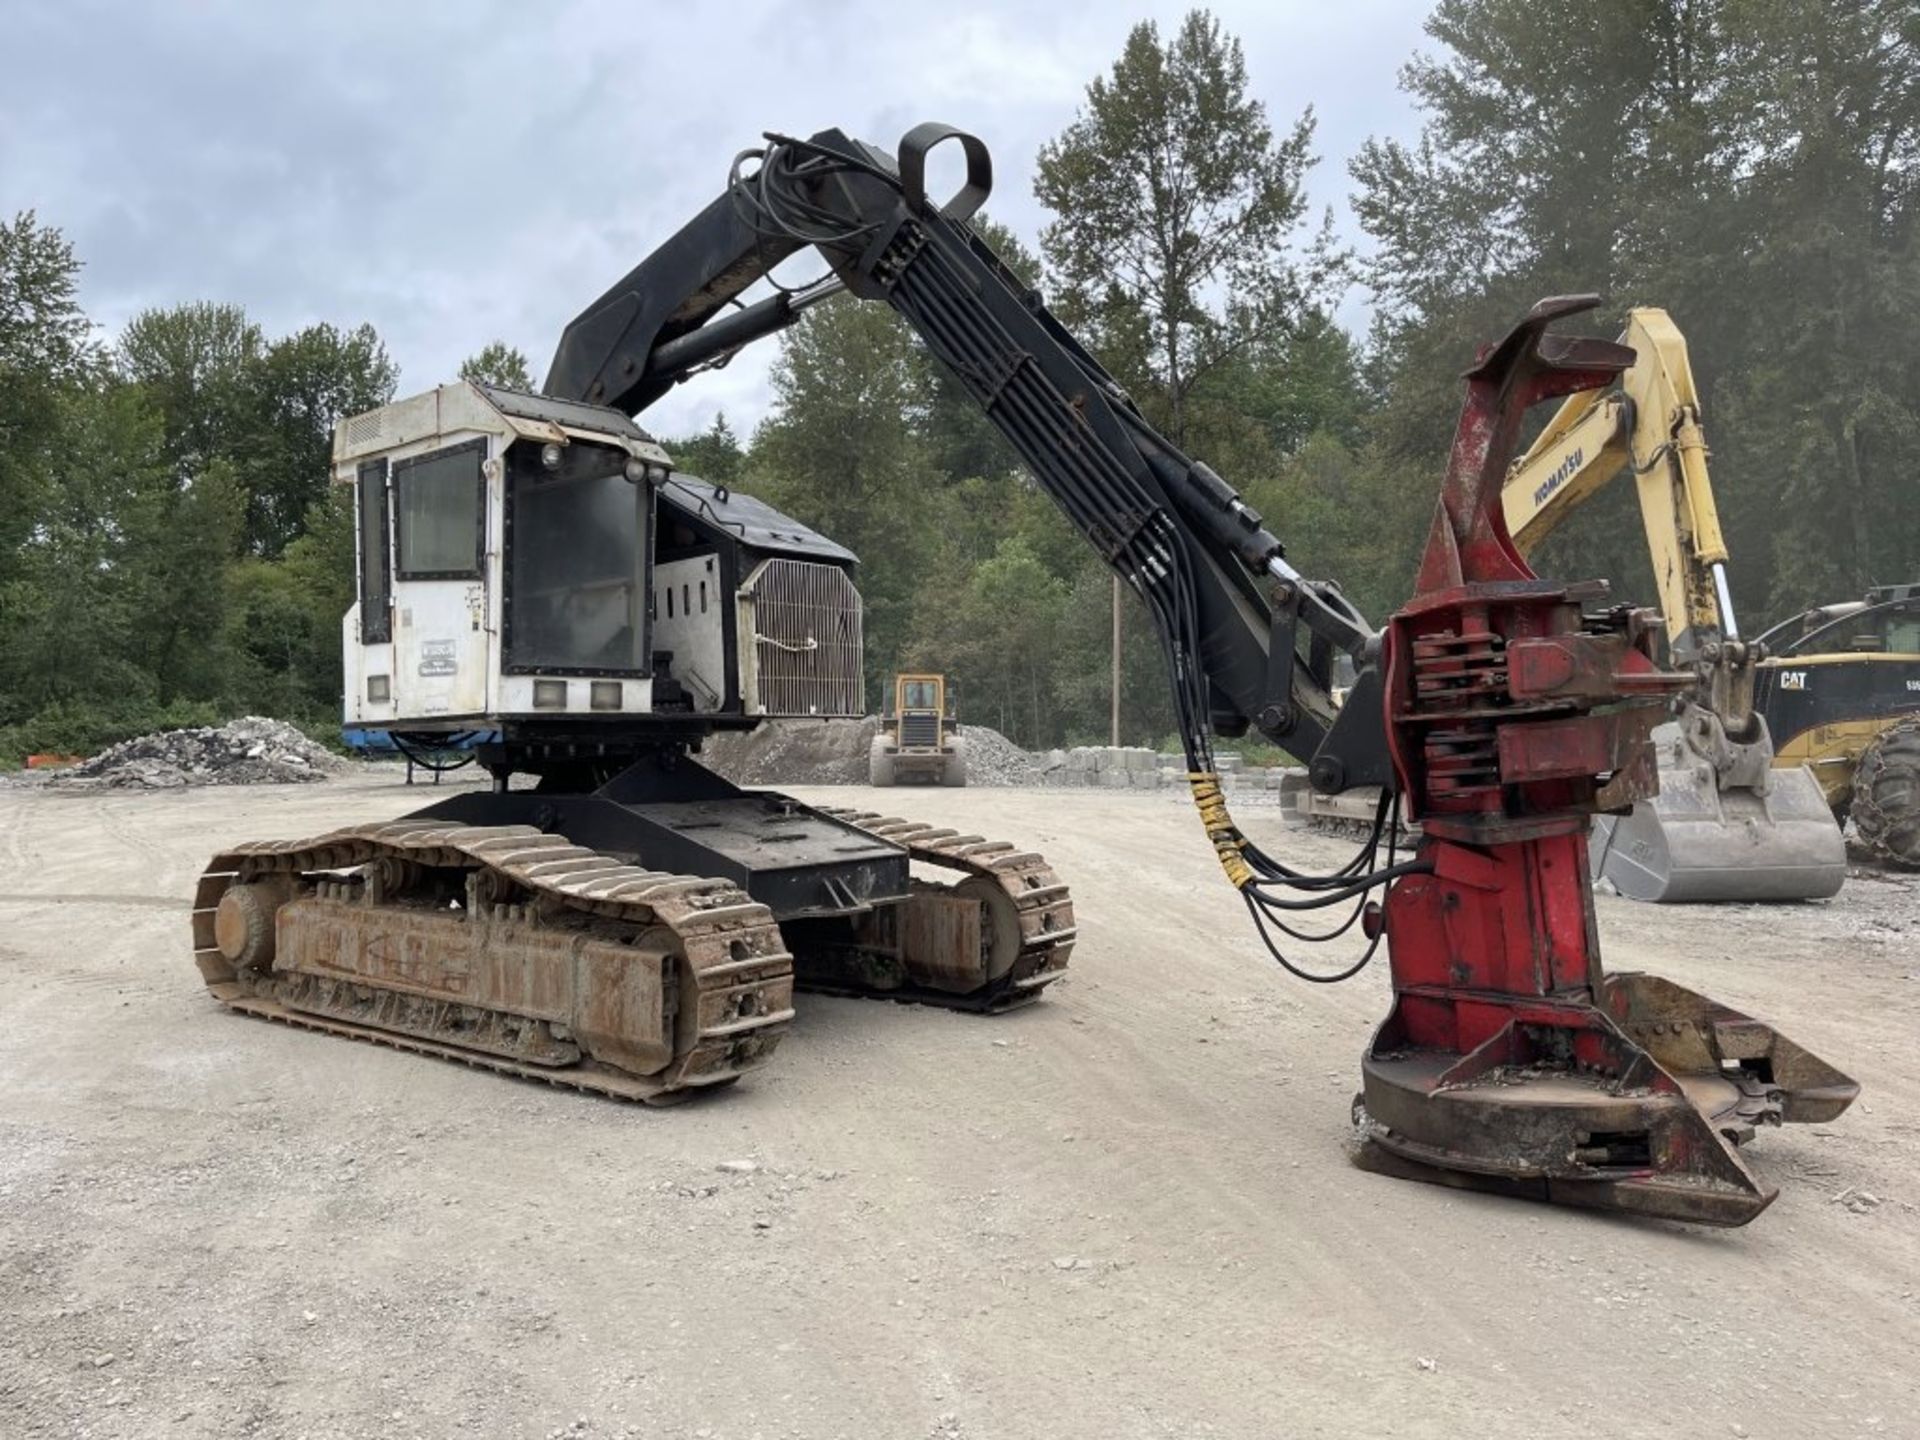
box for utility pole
[1110,575,1121,746]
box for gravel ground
[1,772,1916,1438]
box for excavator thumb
[1352,296,1858,1226]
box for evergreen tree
[1353,0,1920,619]
[664,413,746,484]
[1034,9,1331,445]
[458,340,534,391]
[750,297,945,704]
[0,211,101,596]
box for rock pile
[690,720,1285,795]
[700,716,885,786]
[955,725,1043,786]
[699,716,1042,788]
[52,716,348,790]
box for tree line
[3,2,1914,762]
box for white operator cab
[336,381,865,746]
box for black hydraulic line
[1244,892,1387,984]
[1244,856,1433,910]
[391,733,479,775]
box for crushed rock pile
[52,717,349,790]
[699,716,1043,787]
[957,725,1044,786]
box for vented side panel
[746,559,864,716]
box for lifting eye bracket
[897,122,993,221]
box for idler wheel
[955,875,1021,983]
[214,878,294,974]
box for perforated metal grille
[343,410,384,448]
[746,559,863,716]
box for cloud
[0,0,1428,440]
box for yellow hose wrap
[1188,772,1254,889]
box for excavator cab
[340,381,868,740]
[870,673,965,786]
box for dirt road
[2,772,1915,1438]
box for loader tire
[869,735,897,788]
[941,736,968,788]
[1854,717,1920,868]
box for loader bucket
[1590,732,1846,903]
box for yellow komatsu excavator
[1499,307,1847,901]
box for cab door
[391,438,490,718]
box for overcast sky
[1,0,1434,438]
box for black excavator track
[191,809,1075,1101]
[192,819,795,1103]
[807,807,1075,1009]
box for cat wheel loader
[870,673,966,786]
[189,122,1853,1226]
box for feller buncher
[870,673,966,786]
[191,123,1854,1225]
[1499,307,1849,901]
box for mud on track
[1,771,1915,1438]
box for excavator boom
[548,125,1382,784]
[1499,307,1846,902]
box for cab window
[902,680,939,709]
[504,442,648,674]
[357,457,392,643]
[394,440,485,579]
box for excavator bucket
[1592,722,1847,902]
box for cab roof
[657,473,857,566]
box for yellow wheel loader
[1498,308,1850,901]
[870,673,966,786]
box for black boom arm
[545,123,1387,789]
